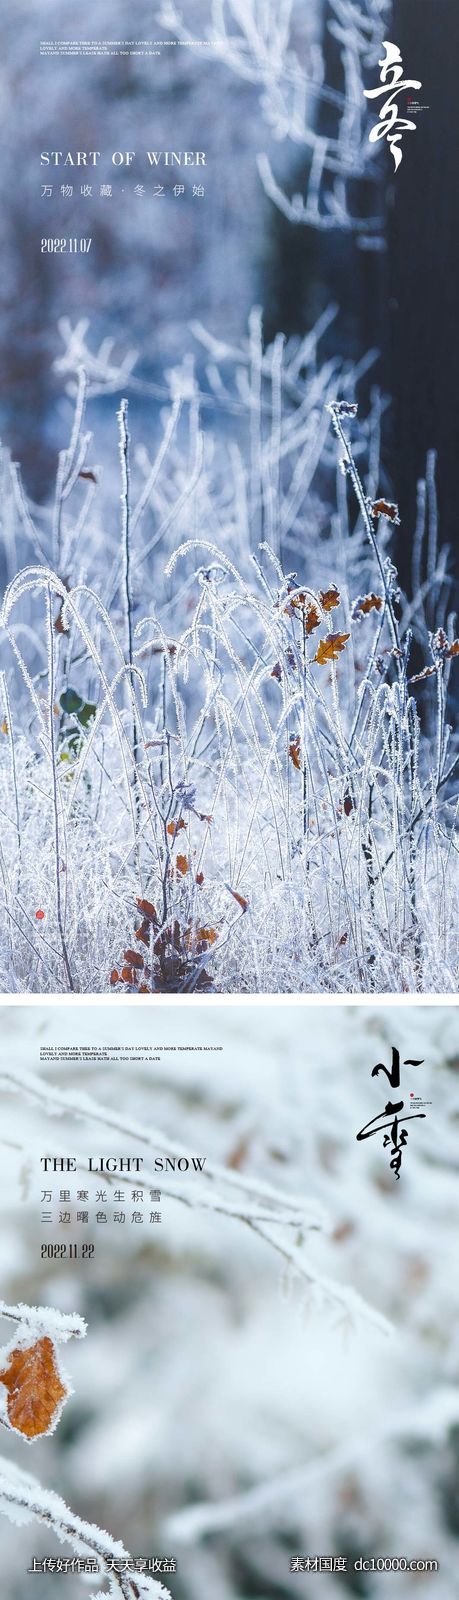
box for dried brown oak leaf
[319,585,340,612]
[136,898,158,922]
[185,926,217,953]
[314,632,350,664]
[227,885,249,912]
[167,818,185,838]
[284,590,305,617]
[54,604,68,636]
[352,593,383,618]
[0,1337,69,1439]
[305,603,321,634]
[288,735,302,770]
[409,664,438,684]
[369,498,400,525]
[121,965,139,985]
[123,947,144,970]
[175,854,190,876]
[284,594,321,633]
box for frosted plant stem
[118,399,141,853]
[375,751,459,888]
[53,367,87,568]
[328,405,402,661]
[46,587,74,991]
[436,667,445,788]
[0,671,20,889]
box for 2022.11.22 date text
[41,1243,95,1258]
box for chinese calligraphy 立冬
[364,41,421,171]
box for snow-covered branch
[0,1303,170,1597]
[0,1302,86,1340]
[166,1387,459,1542]
[0,1457,171,1600]
[0,1061,324,1223]
[0,1063,394,1332]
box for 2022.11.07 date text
[40,238,92,253]
[40,1243,95,1259]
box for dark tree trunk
[387,0,459,595]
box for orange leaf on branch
[409,664,438,685]
[136,898,157,922]
[305,603,321,634]
[288,735,302,770]
[352,593,383,618]
[284,593,321,634]
[284,588,306,614]
[123,948,144,970]
[175,854,190,876]
[319,584,340,612]
[167,818,185,838]
[314,632,350,665]
[185,926,217,952]
[0,1337,69,1439]
[369,498,400,525]
[226,885,249,912]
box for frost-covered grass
[0,318,457,993]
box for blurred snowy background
[0,1001,459,1596]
